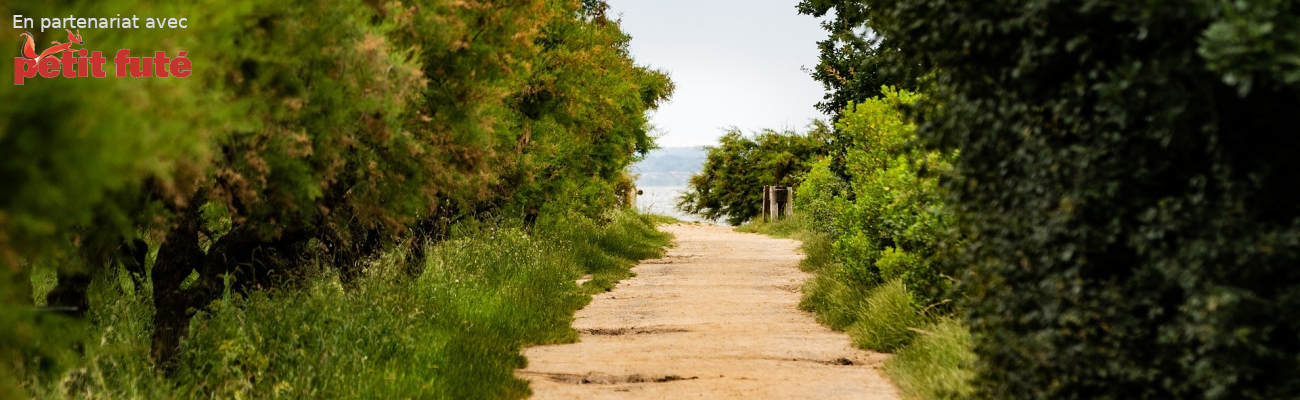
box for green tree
[678,126,830,225]
[796,0,924,117]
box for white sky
[606,0,829,147]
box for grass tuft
[796,230,834,272]
[883,317,975,399]
[848,279,926,352]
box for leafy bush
[847,279,926,352]
[883,317,975,400]
[811,88,957,307]
[852,0,1300,397]
[792,158,847,236]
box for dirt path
[518,223,900,399]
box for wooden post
[770,186,778,222]
[769,185,776,222]
[771,186,780,222]
[784,186,794,218]
[761,185,797,222]
[778,186,787,221]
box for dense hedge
[851,0,1300,398]
[1,0,669,369]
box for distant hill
[630,146,707,187]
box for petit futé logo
[13,29,192,85]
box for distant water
[630,147,711,224]
[635,186,709,223]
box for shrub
[799,271,862,331]
[793,158,847,236]
[821,88,957,307]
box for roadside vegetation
[722,88,974,399]
[688,1,1300,399]
[2,0,674,398]
[20,210,668,398]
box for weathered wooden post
[778,186,788,221]
[770,186,777,222]
[770,185,779,222]
[761,185,797,222]
[780,188,790,218]
[784,186,794,218]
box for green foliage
[798,266,863,331]
[496,2,673,219]
[536,210,671,293]
[0,269,86,400]
[1198,0,1300,95]
[2,0,672,396]
[883,317,975,400]
[852,0,1300,397]
[755,87,970,399]
[0,1,210,272]
[848,279,926,352]
[678,126,830,225]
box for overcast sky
[606,0,829,148]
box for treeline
[1,0,670,397]
[685,0,1300,398]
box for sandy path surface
[518,223,900,399]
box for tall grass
[883,318,975,399]
[795,230,834,272]
[24,210,670,399]
[848,280,926,352]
